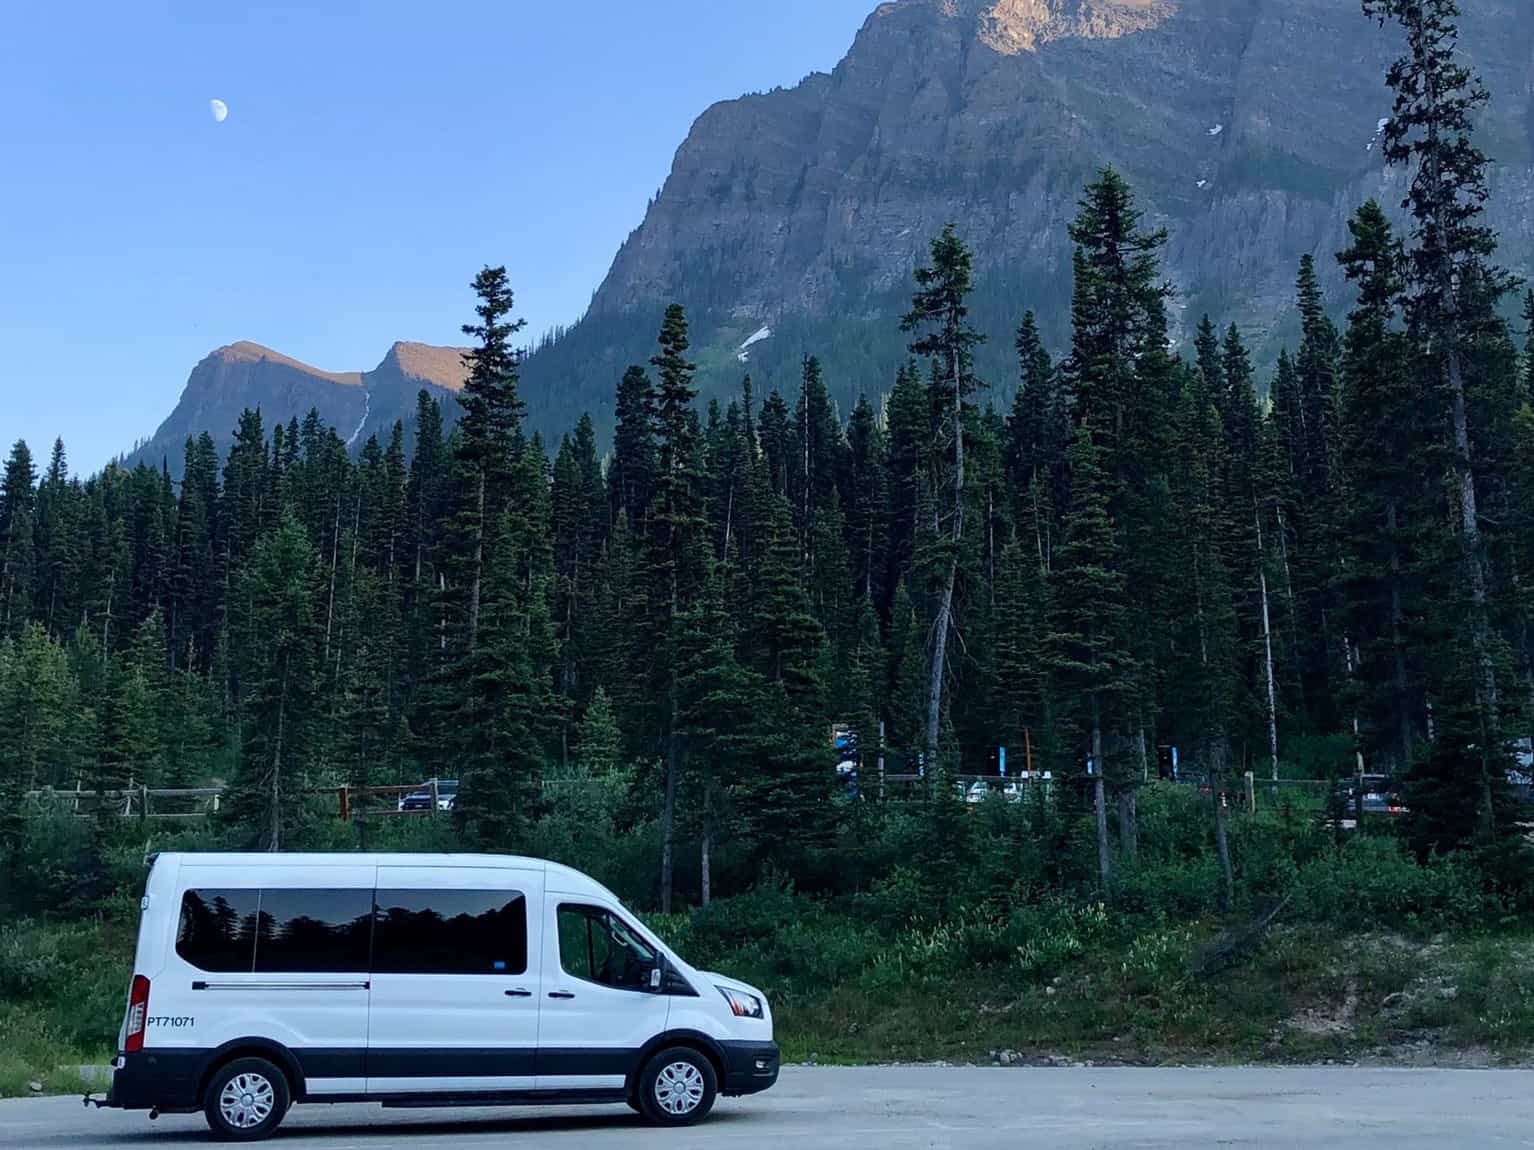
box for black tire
[202,1057,291,1142]
[636,1046,717,1127]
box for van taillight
[124,975,150,1053]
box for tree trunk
[1091,705,1111,893]
[660,553,681,915]
[1212,735,1234,913]
[1386,500,1414,770]
[1256,510,1281,784]
[467,470,486,651]
[700,784,713,908]
[925,352,966,769]
[269,685,287,853]
[324,504,340,664]
[660,687,678,915]
[1275,505,1300,661]
[102,571,115,659]
[1117,788,1138,863]
[1424,101,1498,829]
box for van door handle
[504,988,532,998]
[548,990,576,1000]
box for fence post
[1244,771,1256,814]
[339,785,350,822]
[430,778,440,816]
[139,784,150,824]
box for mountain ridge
[123,340,469,474]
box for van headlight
[716,985,764,1019]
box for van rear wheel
[203,1057,290,1142]
[636,1046,717,1126]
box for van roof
[154,853,614,900]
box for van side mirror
[649,965,663,991]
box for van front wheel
[203,1057,290,1142]
[636,1047,717,1126]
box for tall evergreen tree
[902,225,984,771]
[1048,427,1132,892]
[1365,0,1513,798]
[647,304,707,913]
[0,441,38,638]
[455,265,527,650]
[1337,200,1424,775]
[226,511,318,850]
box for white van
[95,853,779,1141]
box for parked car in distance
[398,778,457,812]
[964,781,990,805]
[94,851,778,1141]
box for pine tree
[1048,426,1133,892]
[456,266,527,650]
[647,304,707,913]
[1063,168,1171,855]
[902,225,985,771]
[1289,257,1346,732]
[1522,290,1534,402]
[610,365,657,532]
[0,441,38,637]
[990,539,1050,770]
[1167,366,1241,908]
[756,389,793,499]
[1365,0,1513,803]
[1008,311,1068,567]
[226,510,319,850]
[32,439,76,639]
[844,396,888,607]
[883,362,928,612]
[1337,199,1424,775]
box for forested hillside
[1,0,1532,921]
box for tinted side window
[373,889,527,975]
[557,904,656,991]
[254,888,373,973]
[176,889,259,972]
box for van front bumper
[719,1040,780,1096]
[107,1050,205,1112]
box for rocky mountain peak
[211,341,363,387]
[966,0,1177,54]
[379,341,470,393]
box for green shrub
[1291,837,1499,932]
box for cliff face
[125,341,468,474]
[521,0,1534,440]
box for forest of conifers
[2,1,1533,918]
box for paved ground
[6,1066,1534,1148]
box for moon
[210,99,229,124]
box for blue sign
[999,746,1007,777]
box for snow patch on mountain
[344,389,372,449]
[737,326,773,363]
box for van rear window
[176,889,260,972]
[372,889,527,975]
[175,888,373,973]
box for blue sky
[0,0,874,472]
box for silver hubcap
[655,1060,706,1115]
[219,1072,275,1129]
